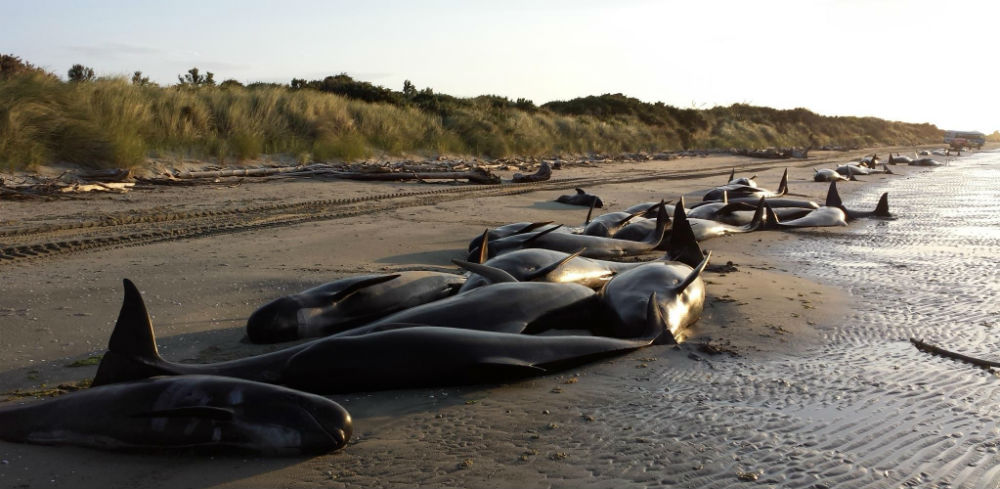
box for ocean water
[587,151,1000,488]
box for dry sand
[0,147,923,488]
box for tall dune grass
[0,74,942,171]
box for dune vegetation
[1,54,946,171]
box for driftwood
[910,338,1000,369]
[78,168,134,182]
[731,147,810,159]
[511,162,552,183]
[58,182,134,193]
[174,166,307,179]
[325,168,500,185]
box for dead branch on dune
[909,338,1000,369]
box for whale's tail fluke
[92,279,174,386]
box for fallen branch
[324,168,500,185]
[174,166,306,179]
[909,338,1000,369]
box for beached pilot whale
[0,375,351,455]
[824,181,892,220]
[763,202,847,228]
[556,188,604,208]
[600,252,710,344]
[469,204,669,261]
[92,280,661,393]
[458,203,706,292]
[246,271,466,344]
[813,168,854,182]
[702,169,788,201]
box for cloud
[64,42,162,58]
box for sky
[4,0,999,133]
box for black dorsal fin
[776,168,788,195]
[763,202,781,229]
[524,249,585,282]
[664,199,704,268]
[727,168,735,183]
[648,200,669,246]
[451,259,518,284]
[584,197,597,225]
[575,187,586,194]
[93,279,172,386]
[477,229,489,264]
[825,181,843,208]
[745,197,766,231]
[108,279,160,359]
[874,192,891,217]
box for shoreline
[0,145,968,488]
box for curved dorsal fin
[663,199,704,268]
[776,168,788,195]
[477,229,490,264]
[874,192,891,217]
[108,279,159,359]
[825,181,843,208]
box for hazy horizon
[5,0,998,133]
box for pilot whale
[247,271,466,343]
[0,375,351,455]
[92,281,661,394]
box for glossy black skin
[0,375,351,455]
[330,281,599,337]
[600,258,707,343]
[246,272,465,344]
[92,281,652,394]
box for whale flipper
[451,259,519,284]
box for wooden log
[909,338,1000,369]
[174,166,305,179]
[326,169,500,185]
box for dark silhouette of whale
[556,188,604,208]
[92,280,659,393]
[0,375,351,455]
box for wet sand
[0,146,984,488]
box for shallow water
[588,152,1000,488]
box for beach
[1,146,995,488]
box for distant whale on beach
[556,188,604,208]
